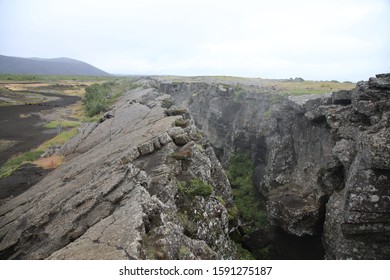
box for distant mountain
[0,55,110,76]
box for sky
[0,0,389,81]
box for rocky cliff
[1,74,388,260]
[262,74,390,259]
[157,74,390,259]
[0,82,236,259]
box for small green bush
[82,80,140,117]
[177,179,213,197]
[83,82,112,117]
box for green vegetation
[0,75,141,179]
[177,178,213,197]
[82,80,139,117]
[276,80,354,96]
[227,153,267,229]
[161,98,174,108]
[0,74,115,82]
[82,82,114,116]
[234,242,256,260]
[227,204,239,222]
[263,109,272,120]
[43,120,81,129]
[227,153,273,259]
[270,94,283,104]
[232,84,246,101]
[38,128,78,151]
[178,245,193,259]
[0,74,41,81]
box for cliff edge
[0,81,236,259]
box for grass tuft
[43,120,81,129]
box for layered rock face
[158,74,390,259]
[0,83,236,259]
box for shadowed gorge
[0,74,389,259]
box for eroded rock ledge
[157,74,390,259]
[0,84,236,259]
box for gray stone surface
[157,74,390,259]
[0,84,236,260]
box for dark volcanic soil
[0,92,80,166]
[0,163,52,202]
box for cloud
[1,0,389,80]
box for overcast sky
[0,0,389,81]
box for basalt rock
[0,84,236,260]
[157,74,390,259]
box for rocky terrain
[0,73,388,259]
[157,73,390,259]
[0,83,236,259]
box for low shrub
[177,178,213,197]
[83,82,112,117]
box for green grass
[276,80,355,96]
[43,120,81,129]
[38,128,78,150]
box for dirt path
[0,92,80,166]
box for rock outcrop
[0,83,236,259]
[259,74,390,259]
[157,74,390,259]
